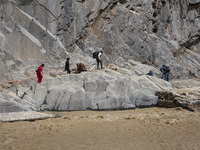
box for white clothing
[98,52,102,59]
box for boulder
[0,91,54,122]
[0,92,31,113]
[46,84,86,111]
[18,69,172,111]
[156,89,200,111]
[136,92,158,108]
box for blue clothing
[147,72,153,76]
[165,72,169,81]
[160,66,166,73]
[160,66,170,82]
[160,66,166,79]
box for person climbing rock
[160,65,166,79]
[65,58,72,74]
[37,64,45,83]
[96,50,103,69]
[165,66,170,82]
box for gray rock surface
[0,0,199,83]
[11,69,172,111]
[0,111,55,122]
[0,91,55,121]
[0,92,33,113]
[0,99,29,113]
[0,0,200,115]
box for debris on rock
[75,63,87,74]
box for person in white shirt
[96,50,103,69]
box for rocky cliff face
[0,0,200,115]
[0,0,200,82]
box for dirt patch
[0,108,200,150]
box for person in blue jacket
[165,66,170,81]
[146,70,153,76]
[160,65,166,79]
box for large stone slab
[0,99,30,113]
[0,92,33,113]
[20,69,172,111]
[0,111,54,122]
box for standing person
[37,64,45,83]
[165,66,170,82]
[65,58,71,74]
[96,50,103,69]
[160,65,166,79]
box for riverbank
[1,107,200,150]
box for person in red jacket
[37,64,45,83]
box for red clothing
[37,66,43,83]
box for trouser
[161,71,165,79]
[165,73,169,82]
[37,75,43,83]
[96,58,103,69]
[66,68,71,74]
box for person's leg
[38,76,41,83]
[96,59,99,69]
[37,75,40,83]
[162,71,165,79]
[165,73,169,81]
[67,68,71,74]
[100,60,103,69]
[165,73,167,81]
[167,73,169,81]
[37,77,40,83]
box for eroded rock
[15,69,172,111]
[156,89,200,111]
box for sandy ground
[0,108,200,150]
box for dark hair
[41,64,45,67]
[67,58,70,61]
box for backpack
[35,67,39,73]
[93,51,99,59]
[166,66,170,73]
